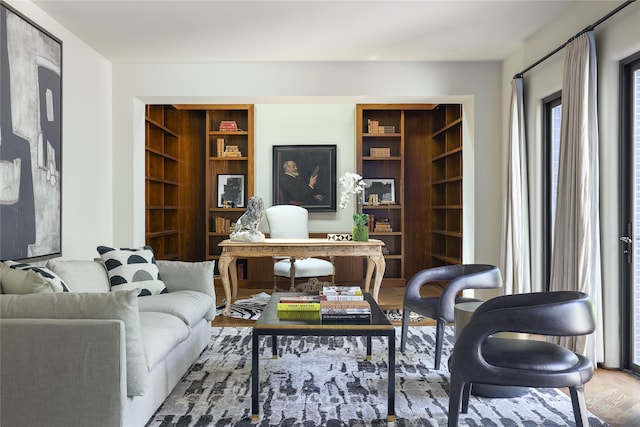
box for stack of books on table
[320,300,371,324]
[321,286,364,301]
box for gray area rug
[147,326,607,426]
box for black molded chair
[448,291,596,427]
[400,264,502,369]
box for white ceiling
[31,0,579,64]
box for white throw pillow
[46,259,111,293]
[96,246,167,296]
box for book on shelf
[320,300,371,315]
[321,286,364,301]
[222,145,242,157]
[219,120,238,131]
[276,301,321,311]
[215,216,233,233]
[370,147,391,158]
[216,138,225,157]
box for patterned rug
[147,326,607,426]
[215,292,271,320]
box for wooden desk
[217,238,386,315]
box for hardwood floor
[213,284,640,426]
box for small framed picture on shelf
[361,178,395,206]
[217,174,245,208]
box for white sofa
[0,258,216,427]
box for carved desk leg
[369,254,386,302]
[218,252,237,316]
[364,257,375,294]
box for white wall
[502,1,640,367]
[6,1,113,260]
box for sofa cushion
[0,290,148,396]
[156,260,216,319]
[0,261,69,294]
[45,259,111,293]
[97,246,167,296]
[138,311,190,370]
[137,290,214,327]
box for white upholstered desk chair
[265,205,335,291]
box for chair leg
[434,318,446,370]
[447,376,464,427]
[289,259,296,291]
[569,386,589,427]
[330,255,335,284]
[400,307,411,353]
[461,383,472,413]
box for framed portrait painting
[217,174,245,208]
[0,4,62,261]
[272,145,336,212]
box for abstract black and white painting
[0,4,62,260]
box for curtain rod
[513,0,636,79]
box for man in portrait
[279,160,324,205]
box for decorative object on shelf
[362,178,395,206]
[272,145,337,212]
[230,196,265,242]
[217,174,245,208]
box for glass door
[620,54,640,374]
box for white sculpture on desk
[230,196,266,242]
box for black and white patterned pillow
[2,260,70,292]
[96,246,167,296]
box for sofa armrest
[0,318,125,427]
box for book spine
[321,308,371,314]
[321,314,371,323]
[324,295,365,301]
[276,302,321,311]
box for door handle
[620,236,633,244]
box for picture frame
[217,174,245,208]
[362,178,396,206]
[0,4,62,261]
[272,145,337,212]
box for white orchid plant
[339,172,368,226]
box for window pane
[633,68,640,365]
[550,104,562,238]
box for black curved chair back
[400,264,502,369]
[448,291,596,427]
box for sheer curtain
[501,77,532,295]
[549,31,603,362]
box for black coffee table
[251,292,396,422]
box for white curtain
[549,31,603,362]
[501,77,532,295]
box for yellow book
[276,302,321,311]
